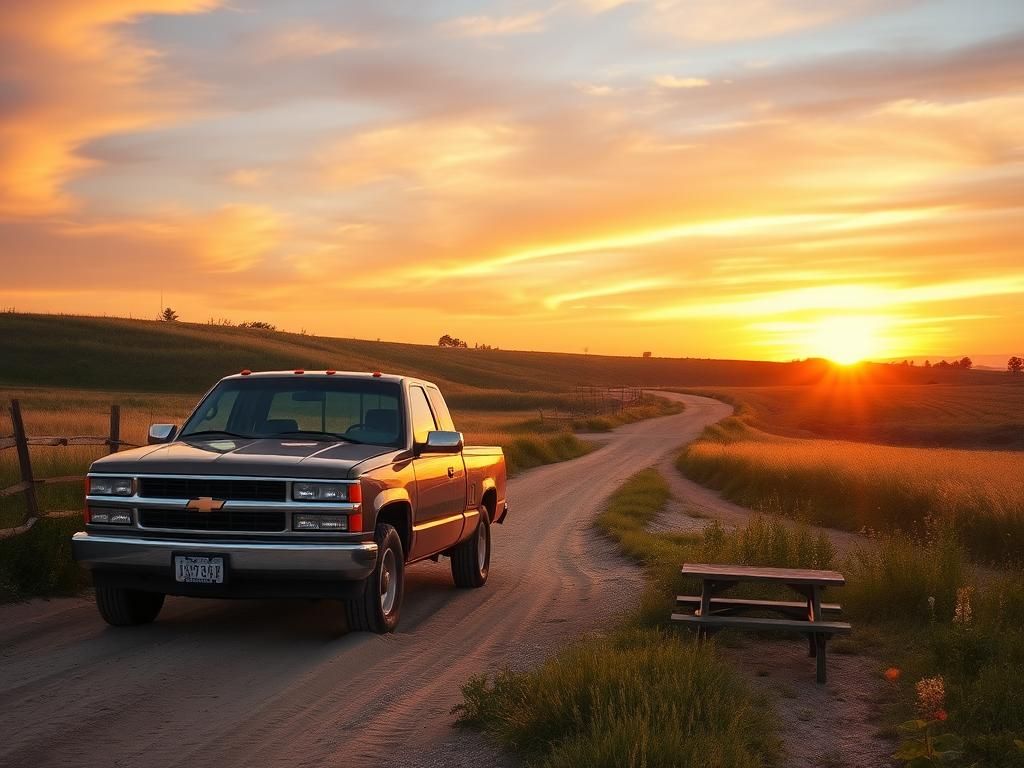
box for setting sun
[805,316,884,365]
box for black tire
[95,582,165,626]
[345,523,404,633]
[451,509,490,588]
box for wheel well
[481,488,497,522]
[376,502,412,559]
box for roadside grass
[839,530,1024,767]
[455,470,782,767]
[674,436,1024,766]
[677,419,1024,564]
[0,515,87,601]
[459,463,1024,766]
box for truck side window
[409,386,437,445]
[426,387,456,432]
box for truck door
[409,385,467,559]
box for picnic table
[672,563,852,683]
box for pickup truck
[71,370,508,633]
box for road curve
[0,393,731,768]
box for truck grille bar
[138,477,286,503]
[138,508,287,532]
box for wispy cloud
[654,75,709,89]
[440,9,551,37]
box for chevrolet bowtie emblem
[186,496,225,513]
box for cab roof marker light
[372,371,382,377]
[326,369,336,375]
[294,369,305,375]
[240,369,252,375]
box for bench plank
[671,613,852,634]
[676,596,842,615]
[681,562,846,587]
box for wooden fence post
[9,399,39,518]
[108,404,121,454]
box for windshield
[180,377,405,447]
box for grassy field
[456,470,782,768]
[0,313,1004,396]
[688,377,1024,449]
[460,469,1024,767]
[681,426,1024,563]
[676,375,1024,564]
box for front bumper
[72,532,378,581]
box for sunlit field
[680,414,1024,563]
[691,379,1024,449]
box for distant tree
[161,307,179,322]
[958,356,973,370]
[1008,356,1024,375]
[239,321,277,330]
[642,351,652,359]
[438,334,468,348]
[936,360,951,368]
[924,360,932,368]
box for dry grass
[691,378,1024,449]
[680,421,1024,563]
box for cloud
[580,0,907,41]
[544,278,672,309]
[260,24,363,59]
[440,10,551,37]
[654,75,709,89]
[0,1,218,217]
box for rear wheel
[94,581,165,626]
[451,510,490,588]
[344,524,404,633]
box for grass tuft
[455,628,779,768]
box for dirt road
[0,393,728,768]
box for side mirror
[148,424,178,445]
[418,430,464,454]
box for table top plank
[681,562,846,586]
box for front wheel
[451,510,490,588]
[95,581,165,626]
[344,524,404,633]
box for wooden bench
[672,563,852,684]
[675,595,843,620]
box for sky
[1,0,1022,362]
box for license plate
[174,555,224,584]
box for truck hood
[90,437,403,479]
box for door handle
[447,466,455,479]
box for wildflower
[915,676,946,716]
[884,667,901,682]
[934,709,948,722]
[953,586,974,625]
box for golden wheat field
[681,427,1024,562]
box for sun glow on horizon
[804,315,887,365]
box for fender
[373,487,412,513]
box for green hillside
[0,313,999,396]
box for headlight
[88,476,134,496]
[293,513,348,531]
[293,482,358,502]
[88,508,133,525]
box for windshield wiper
[274,430,366,445]
[180,429,255,440]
